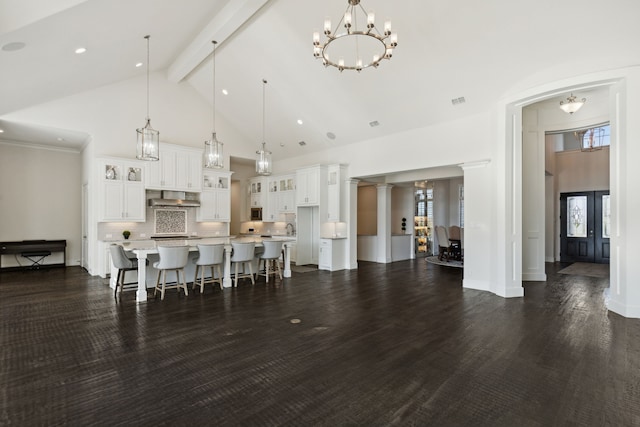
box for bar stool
[192,244,224,293]
[153,245,190,300]
[109,244,146,298]
[230,241,255,287]
[257,240,283,283]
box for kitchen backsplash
[98,206,228,241]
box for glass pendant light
[204,40,224,168]
[136,35,160,161]
[256,79,272,176]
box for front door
[560,191,610,264]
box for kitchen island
[116,236,295,302]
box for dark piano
[0,240,67,270]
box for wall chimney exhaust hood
[148,190,200,207]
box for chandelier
[204,40,224,169]
[136,35,160,161]
[559,93,586,114]
[313,0,397,72]
[256,79,272,176]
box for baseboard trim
[522,273,547,282]
[463,279,490,292]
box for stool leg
[154,270,161,299]
[181,268,188,296]
[248,261,254,285]
[161,270,167,300]
[276,259,282,280]
[192,265,199,291]
[216,265,223,290]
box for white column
[283,242,292,278]
[376,184,393,263]
[134,249,149,302]
[222,244,232,287]
[346,179,359,269]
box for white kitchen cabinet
[145,143,202,191]
[197,171,231,222]
[319,238,346,271]
[296,165,326,206]
[263,177,279,222]
[277,174,296,213]
[249,176,266,208]
[98,158,145,222]
[327,164,346,221]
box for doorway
[560,190,610,264]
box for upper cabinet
[296,165,327,206]
[97,158,146,222]
[327,164,347,222]
[277,174,296,213]
[249,176,266,208]
[197,170,232,222]
[145,143,202,192]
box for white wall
[448,177,464,226]
[391,186,413,235]
[0,143,81,267]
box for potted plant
[122,230,131,240]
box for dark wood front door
[560,191,610,264]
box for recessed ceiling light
[326,132,336,140]
[57,137,65,141]
[2,42,26,52]
[135,62,143,68]
[0,129,4,133]
[75,47,87,54]
[297,119,303,125]
[222,89,228,95]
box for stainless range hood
[148,191,200,207]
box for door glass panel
[602,195,610,238]
[567,196,587,238]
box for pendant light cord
[144,35,150,121]
[212,40,217,134]
[262,79,267,150]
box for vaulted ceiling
[1,0,639,158]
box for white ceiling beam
[167,0,270,83]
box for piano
[0,240,67,270]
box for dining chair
[192,243,224,293]
[109,244,146,298]
[435,226,452,262]
[257,240,283,283]
[153,245,190,300]
[448,225,462,260]
[230,242,255,287]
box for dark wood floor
[1,260,639,426]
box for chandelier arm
[262,79,267,146]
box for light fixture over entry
[313,0,397,72]
[204,40,224,169]
[136,35,160,161]
[256,79,272,176]
[559,93,586,114]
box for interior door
[594,191,611,264]
[560,191,609,264]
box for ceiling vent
[369,120,380,127]
[298,141,306,146]
[451,97,466,106]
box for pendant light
[136,35,160,161]
[256,79,272,176]
[204,40,224,169]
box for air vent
[451,97,466,105]
[326,132,336,140]
[298,141,306,146]
[369,120,380,127]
